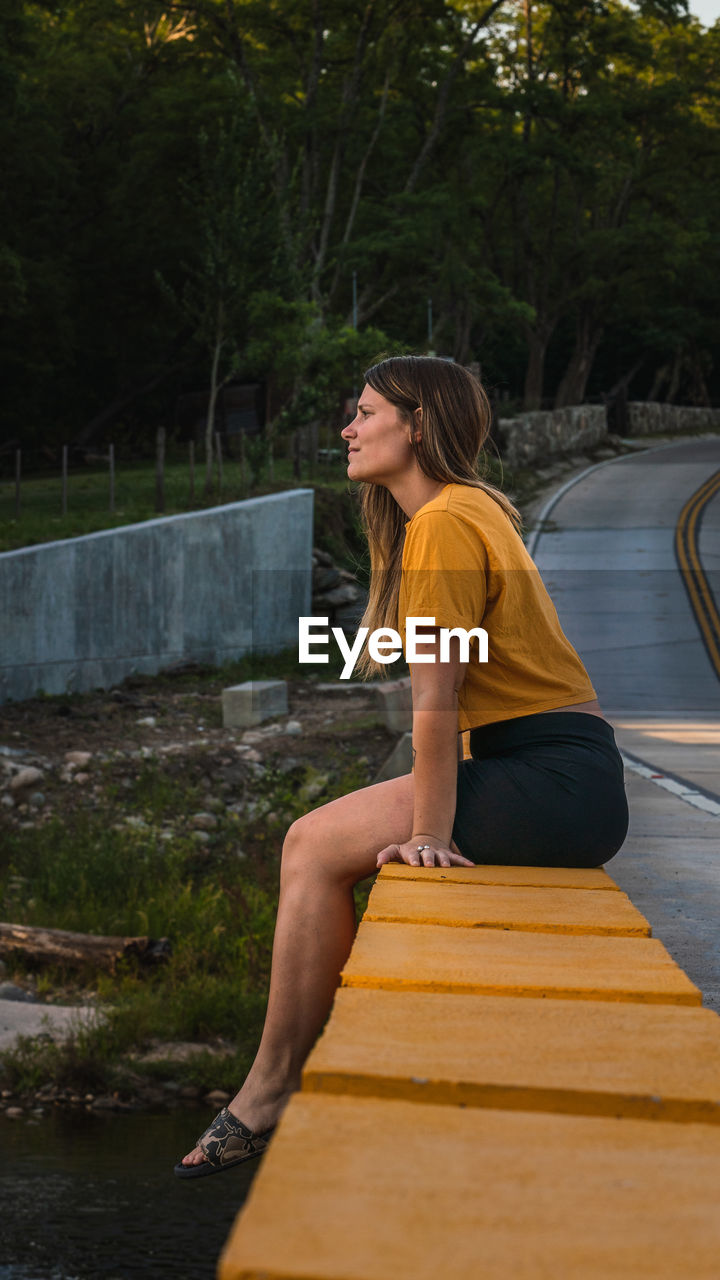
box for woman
[175,355,628,1178]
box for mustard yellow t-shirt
[397,483,596,731]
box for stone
[191,812,218,830]
[124,815,149,830]
[374,677,412,732]
[192,830,211,844]
[64,751,92,767]
[322,583,361,608]
[284,720,302,735]
[136,716,157,727]
[222,680,289,729]
[9,767,44,793]
[204,1088,231,1106]
[73,772,90,785]
[0,982,36,1002]
[5,1106,24,1118]
[372,733,413,784]
[1,794,15,808]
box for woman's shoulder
[411,483,513,533]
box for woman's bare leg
[180,771,416,1166]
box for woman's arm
[376,630,474,869]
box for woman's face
[341,384,416,486]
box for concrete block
[304,987,720,1123]
[378,863,620,891]
[222,680,288,728]
[372,732,412,783]
[373,676,412,732]
[218,1093,720,1280]
[341,921,701,1004]
[364,879,650,936]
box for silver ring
[416,844,430,852]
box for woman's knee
[281,810,334,883]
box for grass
[0,450,352,554]
[0,750,375,1101]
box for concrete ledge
[218,1093,720,1280]
[341,921,701,1004]
[378,863,621,890]
[304,988,720,1123]
[365,879,650,936]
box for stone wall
[626,403,720,436]
[496,405,608,469]
[0,490,313,704]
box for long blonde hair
[354,355,521,677]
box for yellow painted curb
[218,1094,720,1280]
[304,988,720,1123]
[341,921,701,1004]
[378,863,621,891]
[365,878,650,936]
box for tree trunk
[204,302,224,494]
[554,312,604,408]
[522,326,552,410]
[0,922,171,972]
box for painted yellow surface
[303,987,720,1123]
[218,1094,720,1280]
[378,863,620,890]
[365,878,650,936]
[341,921,701,1004]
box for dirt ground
[0,672,398,838]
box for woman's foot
[179,1085,292,1169]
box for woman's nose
[341,421,355,440]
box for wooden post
[14,449,20,519]
[189,440,195,503]
[61,444,68,515]
[239,431,246,496]
[215,431,223,494]
[155,427,165,513]
[109,443,115,513]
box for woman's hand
[376,837,474,870]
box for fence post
[61,445,68,515]
[155,427,165,513]
[109,443,115,513]
[15,449,21,519]
[239,431,246,496]
[215,432,223,495]
[189,440,195,503]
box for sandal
[173,1106,276,1179]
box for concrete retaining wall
[626,402,720,436]
[496,405,608,469]
[0,490,313,704]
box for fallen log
[0,922,171,971]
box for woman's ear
[413,406,422,443]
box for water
[0,1108,261,1279]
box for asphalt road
[531,434,720,1009]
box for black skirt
[451,711,629,869]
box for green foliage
[0,741,377,1097]
[1,1,719,448]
